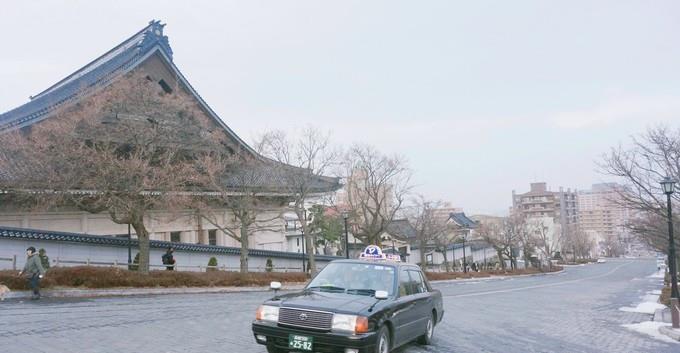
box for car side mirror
[375,290,388,300]
[270,281,281,294]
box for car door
[392,267,418,347]
[408,269,433,335]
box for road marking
[442,262,632,298]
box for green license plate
[288,334,313,351]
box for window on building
[170,231,181,243]
[158,79,173,93]
[426,253,433,265]
[208,229,217,246]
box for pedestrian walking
[18,247,46,300]
[162,247,176,271]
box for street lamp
[342,211,349,259]
[462,231,468,273]
[127,224,132,268]
[660,176,679,329]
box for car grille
[278,307,333,331]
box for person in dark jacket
[18,247,46,300]
[162,247,176,271]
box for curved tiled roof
[0,21,164,132]
[448,212,478,229]
[0,226,341,261]
[0,20,340,194]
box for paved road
[0,258,676,353]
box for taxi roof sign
[359,245,402,262]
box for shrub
[0,267,308,290]
[425,266,562,281]
[265,258,273,272]
[207,257,218,272]
[660,285,672,307]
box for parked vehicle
[252,245,444,353]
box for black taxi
[252,246,444,353]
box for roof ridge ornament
[140,20,173,60]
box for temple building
[0,21,339,253]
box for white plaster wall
[0,238,334,272]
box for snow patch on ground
[620,302,667,314]
[620,289,666,314]
[651,289,662,295]
[641,294,660,302]
[622,321,678,343]
[649,270,665,278]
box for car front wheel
[375,325,391,353]
[417,313,435,345]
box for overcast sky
[2,1,679,215]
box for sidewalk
[654,308,680,341]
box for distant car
[252,245,444,353]
[596,258,607,264]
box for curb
[4,284,306,300]
[659,325,680,341]
[429,269,565,284]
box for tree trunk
[305,232,316,274]
[131,220,150,274]
[240,223,249,274]
[419,239,427,270]
[523,246,531,269]
[497,250,506,269]
[442,247,450,272]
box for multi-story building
[512,182,578,226]
[577,183,632,254]
[511,182,578,254]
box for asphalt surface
[0,258,676,353]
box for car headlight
[256,305,279,322]
[332,314,369,334]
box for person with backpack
[18,247,46,300]
[162,247,176,271]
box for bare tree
[0,72,227,274]
[476,220,508,269]
[529,219,561,270]
[344,144,413,246]
[600,125,679,265]
[477,217,521,270]
[254,127,341,274]
[561,224,596,261]
[407,197,450,271]
[194,156,286,273]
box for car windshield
[306,262,396,296]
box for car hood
[274,290,381,314]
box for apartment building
[577,183,632,250]
[511,182,578,254]
[512,182,578,226]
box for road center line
[442,262,632,298]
